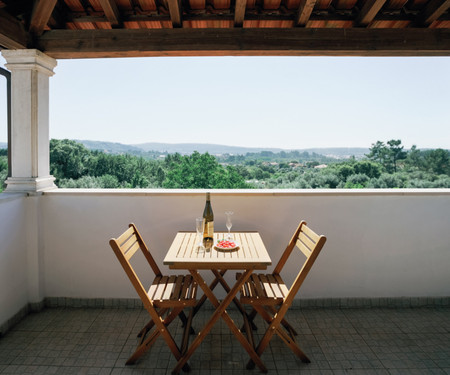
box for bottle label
[204,221,214,238]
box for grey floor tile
[0,306,449,374]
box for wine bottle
[202,192,214,248]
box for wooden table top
[163,232,272,270]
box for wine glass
[196,218,205,253]
[225,211,233,240]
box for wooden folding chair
[109,223,198,371]
[238,220,326,368]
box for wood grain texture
[356,0,388,26]
[164,232,272,269]
[29,0,58,36]
[295,0,317,26]
[37,28,450,58]
[418,0,450,25]
[98,0,121,26]
[234,0,247,26]
[0,9,28,48]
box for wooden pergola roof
[1,0,450,58]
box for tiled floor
[0,306,449,374]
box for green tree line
[49,139,249,189]
[0,139,449,191]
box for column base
[4,176,57,193]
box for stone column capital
[2,49,57,76]
[2,49,57,193]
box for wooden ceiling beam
[356,0,388,26]
[167,0,182,27]
[234,0,247,27]
[98,0,121,26]
[417,0,450,25]
[29,0,58,36]
[36,28,450,58]
[295,0,317,27]
[0,9,28,49]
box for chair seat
[238,273,288,305]
[148,274,198,307]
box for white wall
[40,189,450,300]
[0,194,28,326]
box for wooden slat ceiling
[0,0,449,57]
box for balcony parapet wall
[41,189,450,299]
[1,189,449,332]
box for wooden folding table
[163,231,272,374]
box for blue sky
[1,55,449,150]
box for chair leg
[128,307,188,365]
[241,307,258,332]
[275,324,310,363]
[127,329,160,365]
[246,305,310,369]
[178,310,195,334]
[137,319,155,339]
[138,307,169,338]
[267,305,298,336]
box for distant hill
[73,140,369,158]
[132,142,369,158]
[133,142,285,155]
[74,140,143,154]
[5,139,370,158]
[300,147,369,159]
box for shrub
[344,173,369,188]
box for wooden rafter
[98,0,121,26]
[29,0,58,36]
[36,28,450,59]
[417,0,450,25]
[0,9,28,49]
[234,0,247,27]
[65,10,444,24]
[356,0,388,26]
[167,0,182,28]
[295,0,316,27]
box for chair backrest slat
[273,221,305,274]
[301,223,321,243]
[273,221,327,308]
[116,226,135,246]
[129,223,162,276]
[124,237,141,261]
[110,223,165,310]
[296,236,312,258]
[109,237,153,310]
[298,231,315,252]
[286,233,326,305]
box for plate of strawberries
[214,239,240,252]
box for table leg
[211,269,257,330]
[171,269,267,374]
[193,269,227,316]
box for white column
[1,49,57,193]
